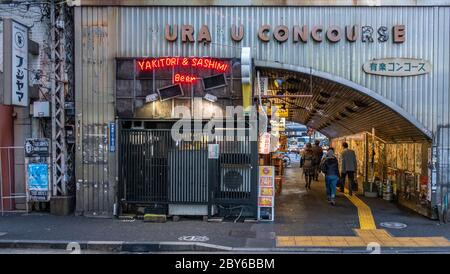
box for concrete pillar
[13,106,31,209]
[31,117,41,138]
[0,104,14,210]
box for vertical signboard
[241,47,252,116]
[12,20,28,106]
[258,132,271,154]
[3,19,28,106]
[109,122,116,152]
[258,166,275,221]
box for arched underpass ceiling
[257,67,431,143]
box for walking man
[339,142,357,196]
[312,140,323,181]
[320,148,339,205]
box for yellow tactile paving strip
[277,234,450,247]
[344,193,377,230]
[277,190,450,248]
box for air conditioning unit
[220,165,251,196]
[131,121,144,129]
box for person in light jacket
[300,143,315,190]
[320,148,339,205]
[339,142,357,196]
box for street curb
[0,240,122,252]
[0,240,233,253]
[121,242,233,252]
[0,240,449,253]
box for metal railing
[0,146,28,216]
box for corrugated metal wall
[75,7,117,216]
[74,6,450,216]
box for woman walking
[300,143,315,190]
[320,148,340,206]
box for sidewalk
[0,213,262,249]
[275,164,450,250]
[1,164,449,253]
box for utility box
[50,196,75,216]
[33,101,50,117]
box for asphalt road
[1,164,449,253]
[0,248,108,254]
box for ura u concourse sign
[164,24,406,44]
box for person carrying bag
[320,148,340,205]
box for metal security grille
[437,126,450,222]
[168,142,209,203]
[119,125,258,217]
[119,129,172,203]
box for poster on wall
[258,166,275,221]
[27,163,50,201]
[208,144,219,159]
[25,138,50,157]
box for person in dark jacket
[339,142,358,196]
[312,140,324,181]
[300,143,315,190]
[320,148,339,205]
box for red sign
[136,57,229,73]
[258,197,273,207]
[173,73,197,84]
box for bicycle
[282,152,291,167]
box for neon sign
[173,73,197,84]
[136,57,229,73]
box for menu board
[258,166,275,221]
[258,132,271,154]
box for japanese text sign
[363,58,431,77]
[11,20,29,106]
[258,166,275,221]
[2,19,29,106]
[258,132,271,154]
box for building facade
[1,3,52,211]
[2,1,448,220]
[69,1,450,219]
